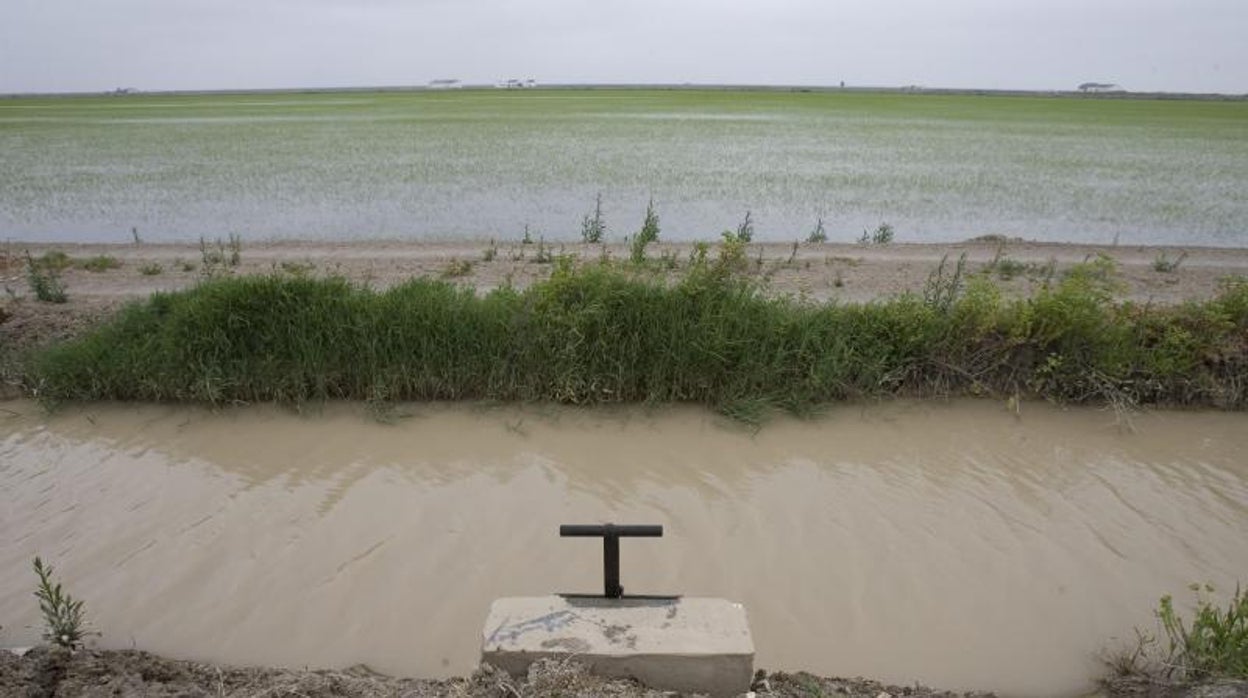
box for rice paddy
[2,89,1246,245]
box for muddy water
[1,400,1246,696]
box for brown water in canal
[2,400,1246,696]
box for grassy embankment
[23,250,1248,418]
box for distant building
[428,79,462,89]
[1078,82,1124,93]
[495,78,537,89]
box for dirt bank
[5,647,1245,697]
[4,238,1247,305]
[1,647,999,698]
[3,238,1245,381]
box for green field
[2,89,1246,245]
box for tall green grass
[26,259,1248,414]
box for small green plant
[689,241,710,266]
[25,252,68,303]
[1157,584,1248,680]
[991,257,1028,280]
[199,236,240,276]
[806,217,828,244]
[227,233,242,267]
[521,224,534,245]
[1064,252,1122,292]
[33,556,90,649]
[175,258,196,273]
[200,236,224,267]
[37,250,73,271]
[79,255,121,272]
[923,253,967,312]
[859,222,894,245]
[716,229,750,273]
[711,211,756,274]
[1153,251,1188,273]
[630,198,661,264]
[278,260,316,277]
[580,193,607,243]
[734,211,754,243]
[138,262,163,276]
[878,223,898,245]
[441,258,475,277]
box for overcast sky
[2,0,1245,94]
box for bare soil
[0,647,999,698]
[5,647,1244,697]
[4,237,1247,304]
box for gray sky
[2,0,1245,94]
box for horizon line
[3,81,1247,100]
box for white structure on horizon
[429,79,462,89]
[496,78,537,89]
[1078,82,1124,93]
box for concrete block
[482,595,754,697]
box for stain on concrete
[539,637,592,653]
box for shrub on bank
[26,260,1248,414]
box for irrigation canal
[2,399,1246,696]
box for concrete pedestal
[481,595,754,697]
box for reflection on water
[1,400,1246,696]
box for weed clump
[1153,251,1188,273]
[199,234,242,277]
[1104,583,1248,693]
[733,211,755,243]
[79,255,120,272]
[25,252,68,303]
[37,250,73,271]
[806,217,828,244]
[441,258,474,278]
[581,193,607,243]
[859,222,894,245]
[33,557,91,649]
[630,198,661,264]
[1158,584,1248,680]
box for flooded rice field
[3,90,1247,247]
[1,399,1246,696]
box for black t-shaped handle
[560,523,663,598]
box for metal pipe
[560,524,663,537]
[560,523,663,598]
